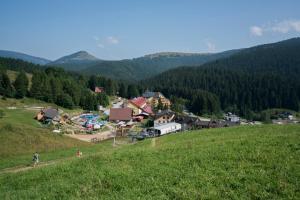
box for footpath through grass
[0,124,299,199]
[0,98,89,169]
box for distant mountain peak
[49,51,100,65]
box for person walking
[32,152,39,167]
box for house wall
[127,103,142,115]
[156,124,181,135]
[154,114,175,126]
[147,97,171,108]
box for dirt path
[66,124,116,142]
[0,139,131,175]
[0,157,75,175]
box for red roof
[109,108,132,121]
[129,97,147,108]
[129,97,153,115]
[95,87,104,93]
[142,105,153,114]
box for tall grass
[0,107,89,169]
[0,124,299,199]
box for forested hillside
[78,50,239,81]
[144,38,300,118]
[0,57,141,110]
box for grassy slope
[0,125,299,199]
[0,97,83,114]
[0,98,89,169]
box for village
[34,86,299,143]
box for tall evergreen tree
[97,93,110,107]
[13,71,29,98]
[127,84,139,98]
[0,71,14,97]
[30,72,44,100]
[118,83,127,98]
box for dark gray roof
[43,108,59,119]
[142,91,156,98]
[154,110,175,119]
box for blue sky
[0,0,300,60]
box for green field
[0,124,299,199]
[0,98,89,169]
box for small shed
[35,108,59,122]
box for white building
[225,112,240,123]
[153,122,181,136]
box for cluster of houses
[272,111,299,124]
[106,91,241,137]
[108,91,170,123]
[34,89,244,139]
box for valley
[1,1,300,198]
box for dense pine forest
[0,57,141,110]
[144,38,300,118]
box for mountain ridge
[0,50,51,65]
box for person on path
[32,152,39,167]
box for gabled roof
[42,108,59,119]
[142,105,153,115]
[142,91,156,98]
[95,86,104,93]
[109,108,132,121]
[129,97,147,108]
[142,91,165,99]
[154,110,175,119]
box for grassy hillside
[0,125,299,199]
[0,98,89,169]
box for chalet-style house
[94,86,104,93]
[154,110,175,126]
[142,91,171,108]
[175,115,201,130]
[109,108,133,122]
[127,97,153,116]
[35,108,59,123]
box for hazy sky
[0,0,300,60]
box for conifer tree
[0,71,14,97]
[14,71,29,98]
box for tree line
[0,57,142,110]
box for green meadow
[0,124,299,199]
[0,98,88,169]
